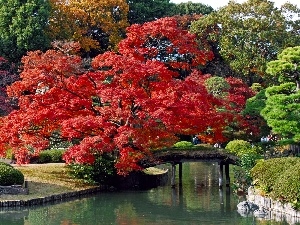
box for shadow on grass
[0,181,73,201]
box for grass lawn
[0,161,167,201]
[0,163,96,201]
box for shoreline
[0,162,104,207]
[0,185,106,208]
[0,162,169,207]
[247,186,300,224]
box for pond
[0,162,298,225]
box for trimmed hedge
[272,162,300,208]
[251,157,300,209]
[251,157,299,193]
[38,149,65,163]
[173,141,194,148]
[225,140,260,157]
[0,163,24,186]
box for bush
[225,140,259,157]
[0,162,13,168]
[38,149,65,163]
[173,141,193,148]
[48,149,65,163]
[226,140,262,194]
[271,161,300,209]
[0,164,24,186]
[251,157,300,209]
[68,153,116,184]
[38,152,52,163]
[251,157,299,194]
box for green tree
[204,76,230,97]
[190,0,300,85]
[171,1,213,16]
[0,0,51,62]
[127,0,175,24]
[243,88,270,139]
[261,82,300,143]
[47,0,129,56]
[248,46,300,143]
[266,46,300,90]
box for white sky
[170,0,299,10]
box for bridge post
[218,162,223,189]
[171,163,176,188]
[225,163,230,187]
[179,162,183,186]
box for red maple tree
[0,18,232,175]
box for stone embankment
[0,186,106,208]
[247,186,300,224]
[0,185,28,195]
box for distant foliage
[201,76,257,142]
[205,76,230,97]
[173,141,193,148]
[37,149,65,163]
[48,0,129,55]
[0,0,51,62]
[191,0,300,85]
[127,0,175,24]
[172,2,213,16]
[243,88,271,139]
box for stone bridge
[142,147,239,189]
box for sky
[170,0,299,10]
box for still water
[0,162,297,225]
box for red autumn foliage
[225,77,257,138]
[195,75,255,143]
[118,17,214,76]
[0,18,240,175]
[173,14,203,30]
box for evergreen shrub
[271,161,300,209]
[173,141,193,148]
[38,149,65,163]
[0,163,24,186]
[251,157,299,194]
[68,153,116,184]
[226,140,262,193]
[225,140,260,157]
[0,162,13,168]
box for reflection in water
[0,162,298,225]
